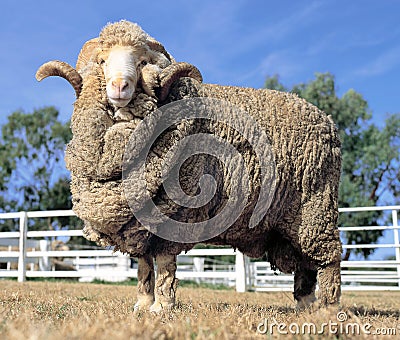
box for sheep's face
[98,45,149,107]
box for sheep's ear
[158,62,203,101]
[146,37,175,63]
[76,38,99,72]
[140,64,161,97]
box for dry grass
[0,280,399,339]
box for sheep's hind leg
[294,267,317,310]
[150,254,178,313]
[134,254,155,312]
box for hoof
[149,301,174,313]
[133,296,154,313]
[296,293,317,311]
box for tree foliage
[0,107,82,232]
[265,74,400,259]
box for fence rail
[1,206,399,292]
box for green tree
[0,107,82,232]
[265,73,400,259]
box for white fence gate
[0,206,399,292]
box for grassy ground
[0,280,399,339]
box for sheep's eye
[99,58,105,65]
[141,60,147,66]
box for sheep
[36,20,342,313]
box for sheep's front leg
[134,254,155,311]
[317,261,341,306]
[150,254,178,313]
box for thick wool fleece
[67,74,341,273]
[99,20,149,51]
[154,79,341,266]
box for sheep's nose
[111,79,129,94]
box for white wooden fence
[0,206,399,292]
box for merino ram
[36,20,342,312]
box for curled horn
[158,62,203,101]
[36,61,82,98]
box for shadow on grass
[349,305,400,318]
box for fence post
[17,211,28,282]
[392,209,400,287]
[193,257,204,284]
[235,251,247,292]
[39,240,50,271]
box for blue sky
[0,0,399,127]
